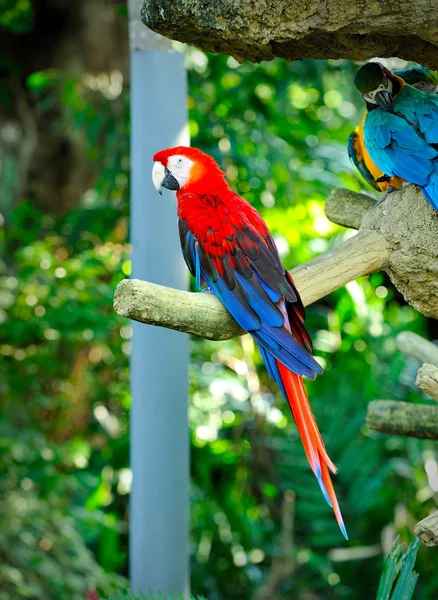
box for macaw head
[394,65,438,93]
[152,146,225,195]
[354,62,404,112]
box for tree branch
[414,512,438,548]
[325,189,376,230]
[114,229,390,340]
[416,364,438,403]
[114,186,438,337]
[396,332,438,369]
[366,401,438,440]
[114,278,242,340]
[253,491,296,600]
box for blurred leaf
[376,537,420,600]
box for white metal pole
[128,3,189,594]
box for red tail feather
[276,361,347,538]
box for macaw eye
[177,158,183,165]
[417,81,426,89]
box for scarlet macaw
[348,65,438,193]
[152,147,347,538]
[353,62,438,210]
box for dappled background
[1,2,437,599]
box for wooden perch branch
[367,333,438,439]
[114,229,390,340]
[325,189,376,230]
[366,401,438,440]
[416,364,438,403]
[114,278,242,341]
[366,331,438,543]
[414,512,438,548]
[367,330,438,545]
[396,331,438,369]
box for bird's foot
[375,186,396,207]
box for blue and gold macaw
[397,65,438,93]
[353,62,438,210]
[348,65,438,193]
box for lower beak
[152,161,180,195]
[375,90,394,112]
[162,168,180,192]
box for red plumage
[153,146,347,538]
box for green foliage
[185,50,438,599]
[376,537,420,600]
[1,26,130,596]
[0,197,131,598]
[1,5,437,599]
[0,0,33,33]
[0,487,127,600]
[109,592,207,600]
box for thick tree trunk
[0,0,128,214]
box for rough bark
[325,189,377,231]
[141,0,438,67]
[366,333,438,444]
[322,186,438,319]
[360,187,438,319]
[114,229,390,340]
[414,512,438,547]
[366,400,438,440]
[416,364,438,403]
[396,332,438,402]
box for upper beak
[152,161,180,195]
[374,90,394,112]
[152,161,165,195]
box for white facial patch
[364,80,393,105]
[167,155,195,189]
[413,81,438,93]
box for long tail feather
[276,361,348,539]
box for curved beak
[152,161,180,195]
[374,90,394,112]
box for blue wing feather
[420,112,438,144]
[396,85,438,145]
[234,272,284,327]
[256,272,283,303]
[258,344,280,382]
[195,244,201,289]
[423,164,438,209]
[207,275,261,331]
[365,109,437,187]
[364,87,438,209]
[374,120,392,148]
[178,216,322,380]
